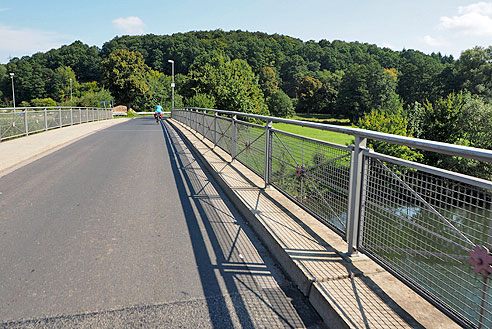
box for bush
[30,98,57,107]
[267,90,295,117]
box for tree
[357,109,422,162]
[100,49,151,110]
[258,66,279,98]
[266,90,294,117]
[185,93,216,108]
[456,46,492,101]
[336,62,400,122]
[296,76,322,114]
[48,66,77,102]
[398,50,444,105]
[183,53,267,115]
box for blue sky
[1,0,492,63]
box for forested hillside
[1,30,491,177]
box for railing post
[58,108,62,127]
[24,109,29,136]
[202,110,206,136]
[264,120,273,186]
[44,108,48,131]
[231,115,237,159]
[70,107,73,125]
[346,135,367,255]
[86,108,89,122]
[214,112,218,147]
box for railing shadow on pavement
[159,120,322,328]
[171,119,429,329]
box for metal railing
[0,107,113,142]
[172,107,492,329]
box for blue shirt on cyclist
[155,103,163,114]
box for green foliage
[336,62,401,122]
[185,93,216,108]
[296,76,322,114]
[358,109,423,162]
[259,66,279,97]
[266,89,294,117]
[100,49,151,110]
[183,53,267,115]
[30,97,57,107]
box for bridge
[0,107,491,328]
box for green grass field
[273,122,355,146]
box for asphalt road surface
[0,117,324,328]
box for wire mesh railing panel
[235,121,266,178]
[0,112,25,139]
[61,110,71,126]
[204,114,215,141]
[360,153,492,328]
[216,117,233,155]
[72,109,81,124]
[46,110,60,129]
[270,130,352,234]
[27,111,45,133]
[81,109,88,123]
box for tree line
[0,30,491,177]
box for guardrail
[172,107,492,329]
[0,107,113,142]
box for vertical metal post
[70,107,73,125]
[231,115,237,159]
[44,108,48,131]
[79,108,82,124]
[202,110,206,136]
[59,108,62,127]
[86,108,89,122]
[264,120,273,186]
[346,135,367,255]
[24,109,29,136]
[214,112,218,147]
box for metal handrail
[180,107,492,163]
[172,107,492,328]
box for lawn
[272,122,355,146]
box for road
[0,117,323,328]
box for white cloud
[458,2,492,15]
[421,35,449,47]
[112,16,146,35]
[440,2,492,36]
[0,24,70,62]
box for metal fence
[0,107,113,142]
[172,107,492,329]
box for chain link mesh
[360,153,492,328]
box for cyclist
[154,103,164,122]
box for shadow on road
[161,119,322,328]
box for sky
[1,0,492,64]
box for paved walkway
[168,118,461,329]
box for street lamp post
[168,59,175,110]
[9,73,15,111]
